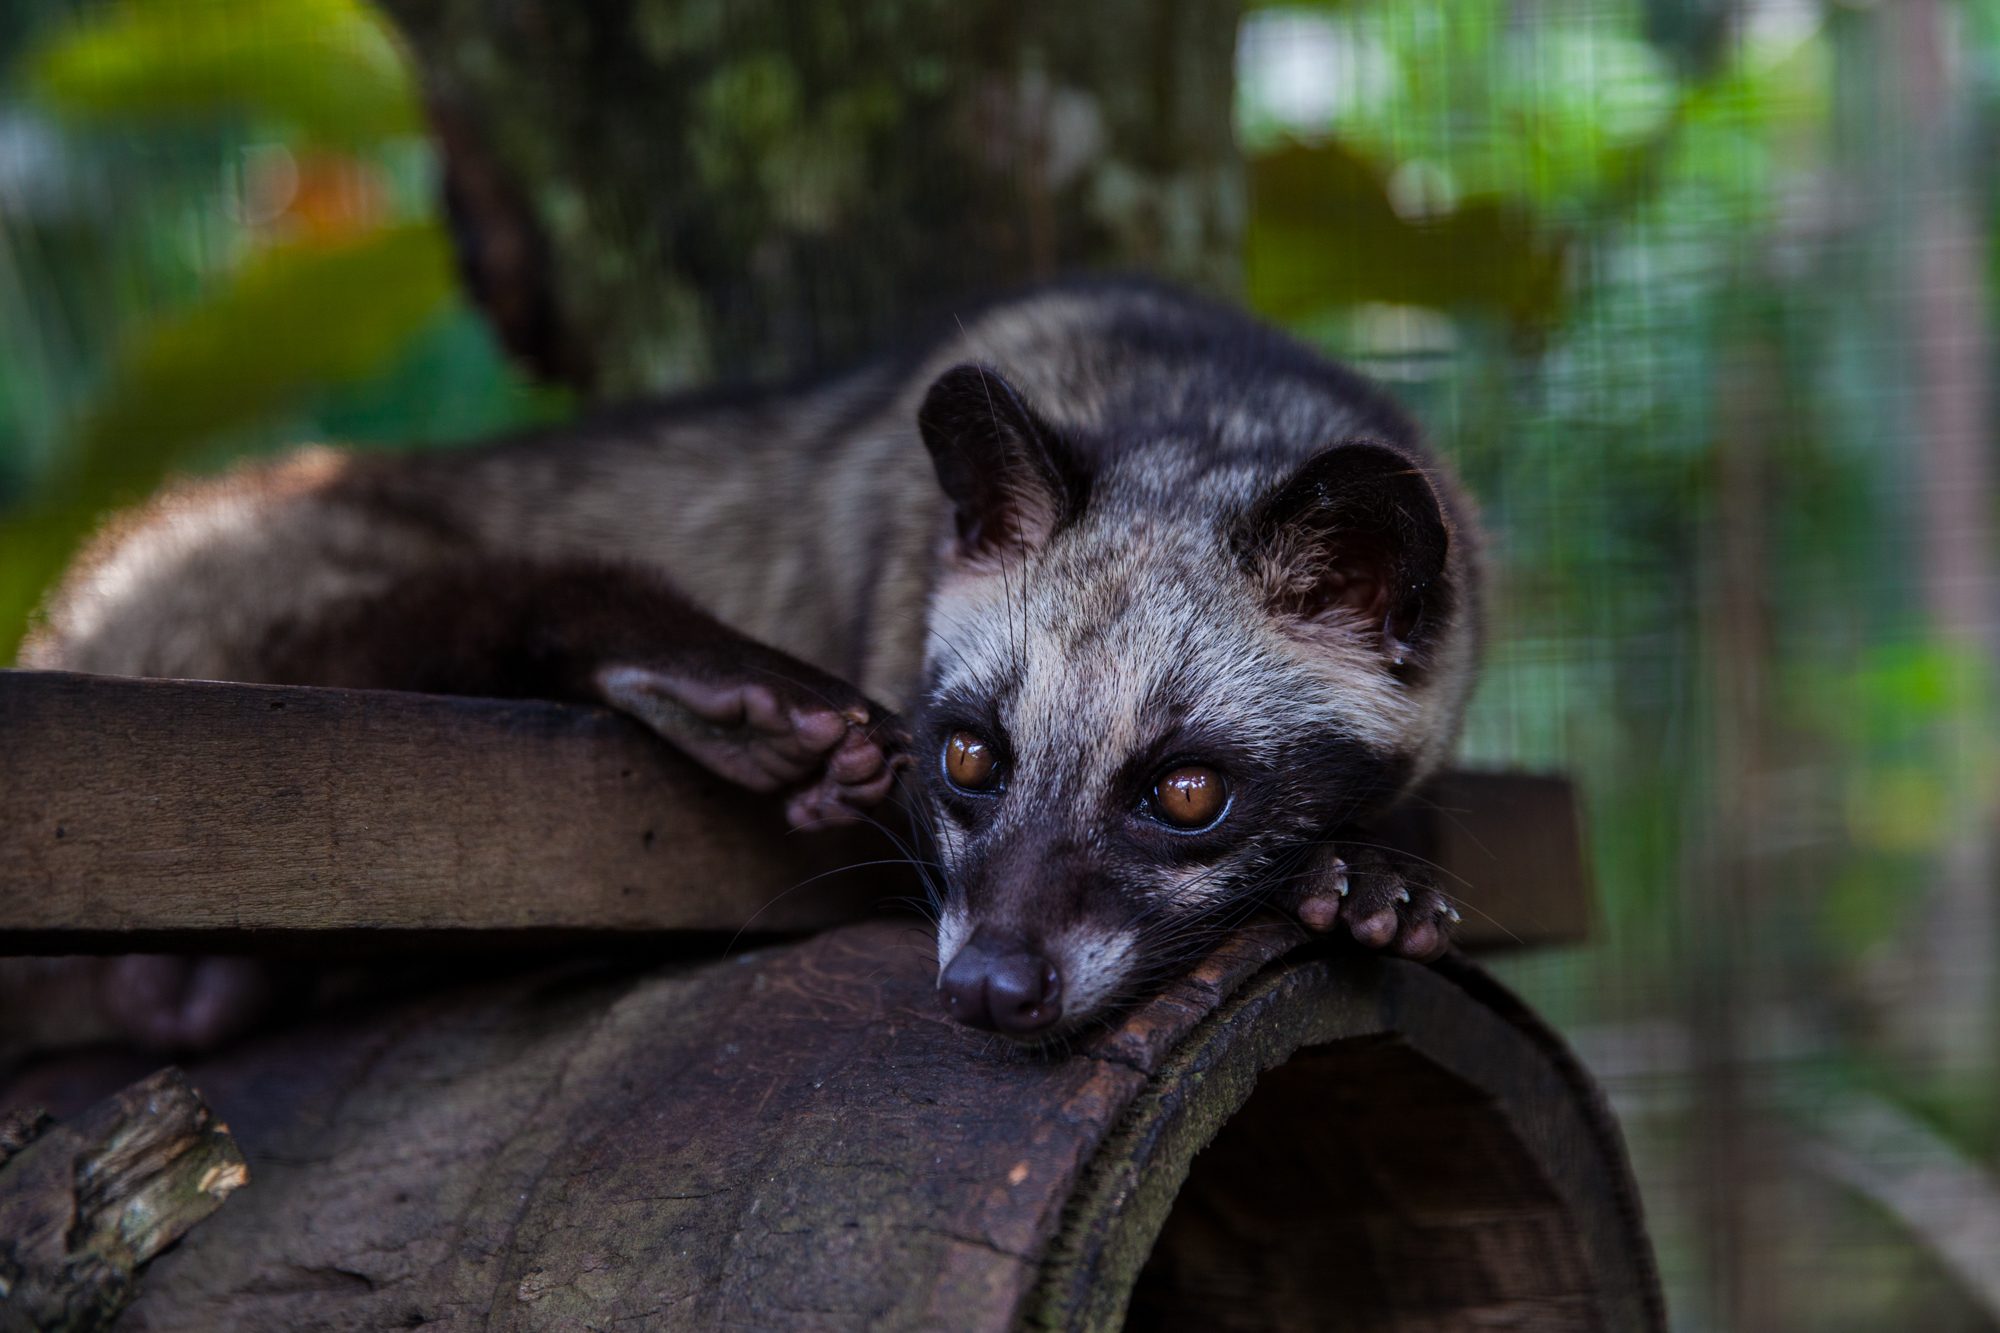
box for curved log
[68,920,1659,1331]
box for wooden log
[0,1068,247,1333]
[12,921,1660,1331]
[0,670,1590,953]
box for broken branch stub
[0,1068,247,1333]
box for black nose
[939,928,1063,1036]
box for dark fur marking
[1095,298,1423,453]
[929,690,1405,942]
[918,364,1093,559]
[262,556,885,725]
[918,688,1026,831]
[1235,441,1453,670]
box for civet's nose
[939,927,1064,1036]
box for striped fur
[25,280,1483,1039]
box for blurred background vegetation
[5,0,2000,1326]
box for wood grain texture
[18,921,1664,1332]
[0,670,1590,953]
[0,670,890,949]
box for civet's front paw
[1291,844,1457,961]
[595,657,909,830]
[97,955,278,1053]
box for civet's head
[914,362,1480,1043]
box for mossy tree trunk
[379,0,1245,397]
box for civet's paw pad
[1293,845,1456,961]
[596,657,908,830]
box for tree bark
[0,1068,247,1333]
[1886,0,2000,1098]
[380,0,1246,396]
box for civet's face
[915,364,1461,1040]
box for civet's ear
[1237,441,1452,669]
[918,363,1089,564]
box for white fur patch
[1043,924,1139,1022]
[934,903,973,983]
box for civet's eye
[1153,765,1228,829]
[944,730,999,791]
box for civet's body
[29,282,1483,1042]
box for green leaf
[0,222,455,665]
[26,0,421,147]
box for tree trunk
[379,0,1245,396]
[1887,0,1999,1099]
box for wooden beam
[0,670,1592,953]
[1417,769,1594,950]
[0,669,890,951]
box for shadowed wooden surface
[0,669,889,951]
[0,669,1587,953]
[1407,770,1594,950]
[8,921,1661,1332]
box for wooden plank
[1417,769,1595,950]
[0,670,1591,952]
[0,669,889,949]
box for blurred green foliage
[0,0,566,662]
[72,225,454,486]
[1246,140,1565,328]
[1239,0,1883,982]
[27,0,421,145]
[1239,0,1680,212]
[1799,645,1998,856]
[1241,0,2000,1318]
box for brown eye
[1155,766,1228,828]
[945,731,999,790]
